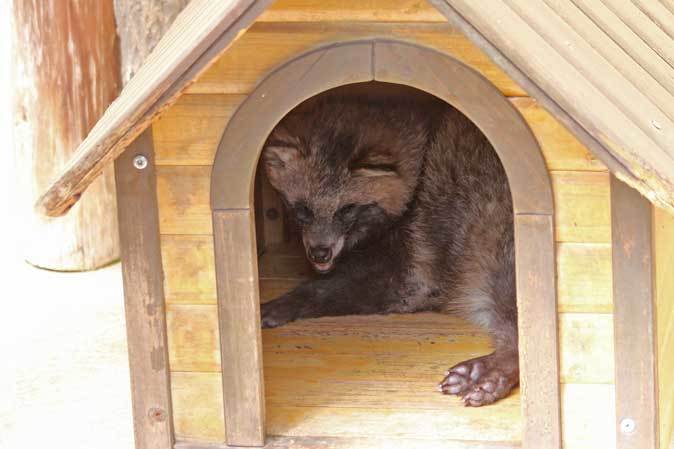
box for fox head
[262,96,433,273]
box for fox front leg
[261,274,393,328]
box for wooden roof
[38,0,674,216]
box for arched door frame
[211,40,560,449]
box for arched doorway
[211,40,559,449]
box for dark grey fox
[260,90,518,407]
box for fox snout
[303,234,345,274]
[308,246,332,264]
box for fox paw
[260,298,299,328]
[438,353,518,407]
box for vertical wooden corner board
[115,129,174,449]
[211,40,560,449]
[610,176,658,449]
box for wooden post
[514,214,561,449]
[115,130,173,449]
[12,0,121,270]
[213,209,266,447]
[611,176,658,449]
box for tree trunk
[113,0,191,84]
[12,0,122,271]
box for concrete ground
[1,4,128,448]
[1,258,135,449]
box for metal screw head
[620,418,636,434]
[133,155,148,170]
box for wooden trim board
[115,129,174,449]
[611,175,658,449]
[212,209,265,446]
[174,436,520,449]
[210,40,560,448]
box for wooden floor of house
[257,244,522,447]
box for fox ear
[263,145,302,169]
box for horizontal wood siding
[170,382,617,448]
[151,13,615,447]
[186,22,525,97]
[259,0,446,22]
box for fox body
[261,92,518,406]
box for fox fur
[260,88,518,406]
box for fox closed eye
[351,163,398,178]
[293,203,314,225]
[334,203,358,227]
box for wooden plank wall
[654,207,674,449]
[151,1,616,447]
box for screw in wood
[620,418,636,434]
[148,407,166,423]
[133,155,149,170]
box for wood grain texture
[654,207,674,449]
[157,165,212,235]
[167,304,220,372]
[513,214,561,449]
[153,94,244,166]
[13,0,121,270]
[175,436,519,449]
[610,176,657,449]
[556,243,612,313]
[114,130,173,449]
[171,371,225,442]
[510,98,605,172]
[434,0,674,213]
[171,378,619,449]
[558,313,614,384]
[551,171,611,243]
[37,0,274,217]
[151,94,596,170]
[188,22,524,97]
[167,292,614,384]
[212,209,265,446]
[161,235,216,305]
[258,0,446,22]
[160,236,612,311]
[170,313,521,444]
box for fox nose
[308,246,332,263]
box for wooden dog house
[38,1,674,449]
